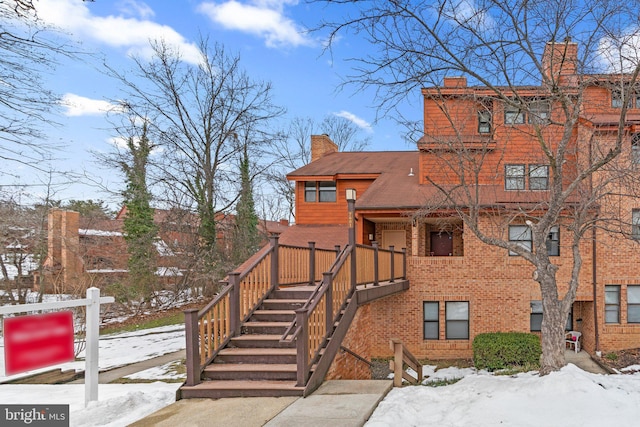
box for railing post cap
[184,308,199,313]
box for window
[605,285,620,323]
[304,181,336,203]
[509,224,560,256]
[478,111,492,134]
[529,165,549,190]
[445,301,469,339]
[505,165,525,190]
[423,302,439,340]
[528,101,550,124]
[530,300,572,331]
[546,226,560,256]
[318,181,336,202]
[633,209,640,239]
[509,225,532,255]
[304,181,316,202]
[612,91,624,108]
[504,106,524,124]
[530,301,543,331]
[632,133,640,165]
[628,286,640,323]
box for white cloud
[198,0,313,48]
[36,0,202,64]
[597,32,640,73]
[117,0,155,20]
[61,93,118,117]
[333,111,373,133]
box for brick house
[279,41,640,362]
[41,208,289,293]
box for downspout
[589,132,600,352]
[592,216,599,352]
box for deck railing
[184,236,339,386]
[184,235,407,389]
[290,243,406,388]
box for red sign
[3,311,75,375]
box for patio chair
[565,331,582,353]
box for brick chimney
[542,38,578,82]
[47,209,82,289]
[311,134,338,163]
[443,76,467,88]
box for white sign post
[0,287,114,406]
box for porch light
[346,188,357,201]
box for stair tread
[231,334,283,340]
[253,309,295,314]
[219,347,296,355]
[243,321,290,326]
[182,380,304,390]
[205,363,297,372]
[263,299,307,303]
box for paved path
[69,349,186,384]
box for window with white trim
[628,286,640,323]
[505,165,525,190]
[445,301,469,340]
[633,209,640,240]
[605,285,620,324]
[423,301,439,340]
[529,165,549,190]
[509,225,532,255]
[504,106,524,124]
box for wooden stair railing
[183,234,408,395]
[390,338,423,387]
[184,236,339,387]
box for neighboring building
[40,208,289,293]
[279,41,640,361]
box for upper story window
[304,181,337,203]
[478,110,492,134]
[505,165,525,190]
[304,181,317,202]
[632,209,640,239]
[632,133,640,165]
[509,224,559,256]
[529,165,549,190]
[504,106,525,124]
[505,164,549,190]
[528,101,550,124]
[318,181,337,202]
[612,89,639,109]
[546,226,560,256]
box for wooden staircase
[180,286,315,398]
[179,236,408,400]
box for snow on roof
[154,240,175,256]
[79,229,123,237]
[155,267,183,277]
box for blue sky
[5,0,417,207]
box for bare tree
[0,0,74,176]
[267,114,371,221]
[106,38,284,267]
[319,0,640,373]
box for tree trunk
[539,272,569,375]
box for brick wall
[327,304,374,379]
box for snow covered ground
[2,323,640,426]
[366,364,640,427]
[0,324,186,426]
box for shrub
[473,332,541,371]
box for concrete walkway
[564,348,609,374]
[70,349,186,384]
[130,380,392,427]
